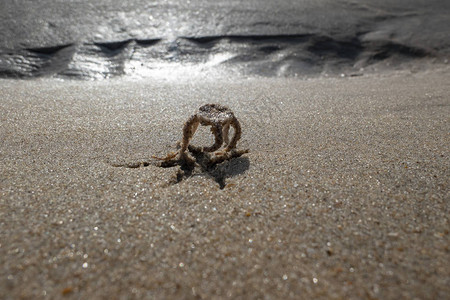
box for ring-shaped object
[180,104,242,155]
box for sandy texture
[0,69,449,299]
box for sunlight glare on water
[124,52,236,80]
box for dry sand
[0,68,449,299]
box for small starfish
[111,104,248,188]
[153,104,248,187]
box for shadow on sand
[109,149,249,189]
[160,150,250,189]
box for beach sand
[1,68,449,299]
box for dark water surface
[1,0,449,79]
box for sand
[0,68,449,299]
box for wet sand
[0,68,449,299]
[2,0,450,79]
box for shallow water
[0,0,449,79]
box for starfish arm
[222,122,230,147]
[203,123,223,152]
[180,115,199,154]
[225,116,241,151]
